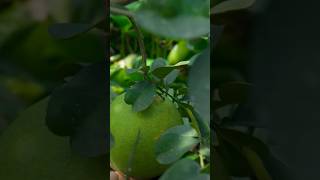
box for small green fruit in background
[110,94,183,179]
[168,41,191,65]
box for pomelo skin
[0,98,106,180]
[110,94,183,179]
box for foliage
[212,0,281,179]
[109,0,211,179]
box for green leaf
[242,146,272,180]
[155,125,199,164]
[217,128,270,159]
[188,48,210,122]
[46,62,108,157]
[135,11,210,39]
[164,69,180,86]
[111,15,132,32]
[150,58,167,72]
[49,23,93,39]
[125,81,156,112]
[211,0,255,15]
[133,82,156,112]
[134,0,209,39]
[216,128,272,177]
[48,15,106,39]
[124,81,146,105]
[151,61,189,79]
[126,1,143,11]
[180,103,210,145]
[159,158,209,180]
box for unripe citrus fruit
[110,94,183,179]
[0,98,106,180]
[168,41,191,65]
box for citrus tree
[109,0,210,179]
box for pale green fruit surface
[0,98,106,180]
[110,94,183,179]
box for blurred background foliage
[0,0,105,134]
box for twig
[158,87,181,104]
[110,6,148,78]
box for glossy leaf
[125,80,156,112]
[155,125,199,164]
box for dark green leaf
[151,61,188,79]
[159,158,209,180]
[211,0,255,15]
[180,103,210,145]
[49,23,93,39]
[125,81,145,105]
[188,48,210,122]
[217,128,270,163]
[134,0,209,39]
[124,81,156,112]
[164,69,180,86]
[133,81,156,112]
[46,62,108,157]
[155,125,199,164]
[150,58,167,72]
[135,11,210,39]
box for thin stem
[199,152,205,169]
[158,87,181,104]
[110,6,148,78]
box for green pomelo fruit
[0,98,106,180]
[110,94,183,179]
[168,41,191,65]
